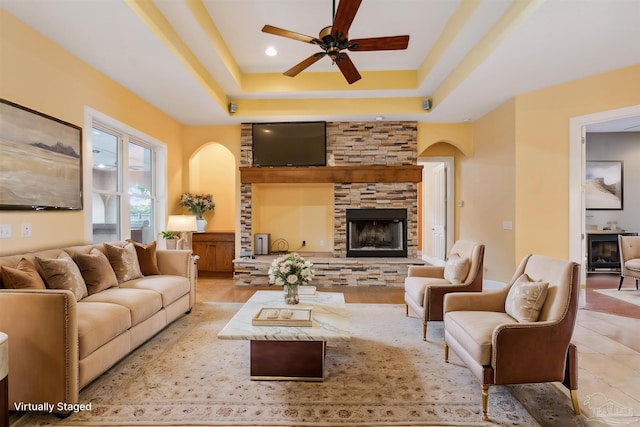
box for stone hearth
[233,256,424,287]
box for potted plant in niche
[179,193,215,232]
[160,231,180,249]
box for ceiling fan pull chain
[332,0,336,21]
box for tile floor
[200,273,640,425]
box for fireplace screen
[346,208,407,257]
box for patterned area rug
[16,302,585,426]
[594,288,640,307]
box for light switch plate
[0,224,11,239]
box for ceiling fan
[262,0,409,84]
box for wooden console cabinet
[192,232,235,277]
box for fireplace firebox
[346,208,407,257]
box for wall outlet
[502,221,513,230]
[21,222,32,238]
[0,224,11,239]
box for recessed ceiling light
[463,118,472,122]
[265,47,277,56]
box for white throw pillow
[443,254,470,284]
[505,273,549,322]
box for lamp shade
[166,215,197,232]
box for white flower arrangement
[268,252,315,287]
[180,193,215,219]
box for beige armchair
[443,254,581,421]
[404,240,484,340]
[618,235,640,290]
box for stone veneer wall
[327,121,417,166]
[237,121,421,286]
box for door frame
[569,104,640,284]
[418,156,454,265]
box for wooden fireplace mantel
[239,165,423,184]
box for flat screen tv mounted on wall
[252,121,326,167]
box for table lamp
[166,215,198,250]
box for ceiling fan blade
[262,25,318,44]
[336,53,361,84]
[331,0,362,39]
[348,35,410,51]
[284,53,326,77]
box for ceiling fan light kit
[262,0,409,84]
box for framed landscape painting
[0,99,82,210]
[585,160,623,210]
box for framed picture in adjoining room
[0,99,82,210]
[585,160,623,210]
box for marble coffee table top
[217,290,350,342]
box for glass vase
[284,285,299,305]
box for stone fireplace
[346,208,407,258]
[234,121,424,287]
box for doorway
[569,105,640,284]
[419,157,454,264]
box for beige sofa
[0,241,196,414]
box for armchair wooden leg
[423,322,427,341]
[618,276,624,290]
[570,389,580,415]
[444,343,449,363]
[405,304,408,316]
[563,343,580,414]
[481,384,489,421]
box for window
[87,111,166,244]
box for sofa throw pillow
[505,273,549,322]
[443,254,470,284]
[127,240,161,276]
[36,252,88,301]
[104,242,143,283]
[75,248,119,295]
[1,258,46,289]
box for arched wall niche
[188,142,236,232]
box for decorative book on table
[252,308,312,327]
[298,286,317,296]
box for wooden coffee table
[217,290,350,381]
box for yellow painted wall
[418,122,473,156]
[0,10,184,255]
[461,99,516,282]
[182,125,241,247]
[252,184,334,253]
[514,64,640,263]
[189,144,236,231]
